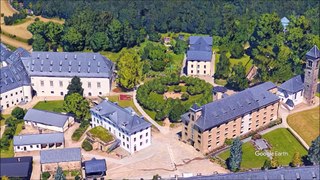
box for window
[233,125,236,128]
[59,81,63,87]
[122,135,124,139]
[198,140,201,144]
[50,81,53,86]
[271,114,274,117]
[140,142,143,146]
[204,70,206,74]
[30,145,32,148]
[127,137,129,141]
[217,132,220,135]
[88,82,91,88]
[198,135,201,139]
[41,80,44,86]
[204,65,206,68]
[191,70,193,73]
[256,124,259,127]
[146,132,148,137]
[11,93,13,96]
[51,91,54,94]
[127,144,129,148]
[191,65,194,68]
[216,141,220,145]
[60,92,64,96]
[197,65,200,68]
[134,137,136,142]
[119,133,121,137]
[140,135,143,139]
[197,70,200,73]
[185,132,188,136]
[146,139,148,143]
[208,134,212,139]
[20,90,22,93]
[225,128,228,131]
[99,92,102,95]
[97,82,101,88]
[15,92,18,95]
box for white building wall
[187,61,212,76]
[14,142,64,152]
[25,120,65,132]
[0,85,32,110]
[91,114,151,154]
[277,89,304,106]
[240,113,251,135]
[30,76,111,97]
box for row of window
[40,80,102,88]
[0,90,23,100]
[190,70,207,74]
[190,64,207,69]
[122,139,149,149]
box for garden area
[88,126,113,143]
[217,128,307,170]
[107,95,140,115]
[33,100,64,113]
[137,74,213,123]
[287,107,320,145]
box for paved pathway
[180,54,186,76]
[132,89,169,134]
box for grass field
[287,107,320,145]
[218,142,268,169]
[218,128,307,169]
[107,95,140,115]
[88,126,113,143]
[0,122,23,158]
[33,100,64,112]
[215,50,253,74]
[262,128,307,165]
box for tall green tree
[63,93,90,121]
[227,137,242,172]
[169,103,185,122]
[32,34,48,51]
[172,39,187,55]
[227,63,249,91]
[54,166,66,180]
[214,51,230,79]
[89,32,108,52]
[67,76,84,96]
[107,19,123,52]
[11,107,25,119]
[308,136,320,165]
[62,27,84,51]
[230,43,244,58]
[117,50,143,90]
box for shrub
[173,85,181,93]
[11,107,25,119]
[72,121,89,141]
[224,138,233,145]
[82,139,93,151]
[252,133,262,140]
[181,93,189,101]
[41,172,51,180]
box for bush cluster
[4,13,27,25]
[71,120,90,141]
[81,139,93,151]
[0,117,22,150]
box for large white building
[90,100,152,154]
[0,43,114,111]
[13,133,64,152]
[186,36,214,76]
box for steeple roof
[306,45,320,60]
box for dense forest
[18,0,320,84]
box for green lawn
[0,122,23,158]
[262,128,307,165]
[107,95,141,115]
[214,79,227,86]
[88,126,114,143]
[33,100,64,112]
[214,50,253,74]
[287,107,320,145]
[316,92,320,97]
[218,142,268,169]
[218,128,307,169]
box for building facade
[304,45,320,105]
[181,82,280,154]
[0,43,114,111]
[0,156,33,180]
[14,133,64,152]
[186,36,214,76]
[90,100,152,154]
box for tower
[304,45,320,105]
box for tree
[169,103,185,122]
[11,107,25,119]
[227,63,249,91]
[230,43,244,58]
[308,136,320,165]
[270,155,279,169]
[117,50,143,90]
[262,159,271,170]
[63,93,90,121]
[107,19,123,52]
[67,76,84,96]
[214,51,230,79]
[291,152,302,167]
[62,27,84,52]
[181,93,189,101]
[89,32,108,52]
[32,34,48,51]
[172,39,187,54]
[54,166,66,180]
[227,137,242,172]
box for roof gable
[40,148,81,164]
[84,158,106,174]
[278,75,304,93]
[24,109,69,127]
[14,133,64,146]
[306,45,320,60]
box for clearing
[287,107,320,145]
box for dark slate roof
[212,86,228,93]
[14,132,64,146]
[21,51,114,78]
[90,100,151,135]
[186,51,212,61]
[24,109,69,128]
[189,36,212,46]
[250,81,277,92]
[0,156,33,178]
[0,44,31,93]
[190,82,279,131]
[190,104,202,112]
[182,165,320,180]
[286,99,294,107]
[278,75,304,93]
[40,148,81,164]
[84,158,107,174]
[187,36,212,62]
[306,45,320,60]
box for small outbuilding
[84,158,107,179]
[0,156,33,180]
[24,109,74,132]
[40,148,81,172]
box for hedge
[71,120,89,141]
[82,139,93,151]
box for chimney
[37,54,40,59]
[74,54,77,59]
[93,55,96,60]
[46,54,49,59]
[65,54,67,60]
[18,158,21,162]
